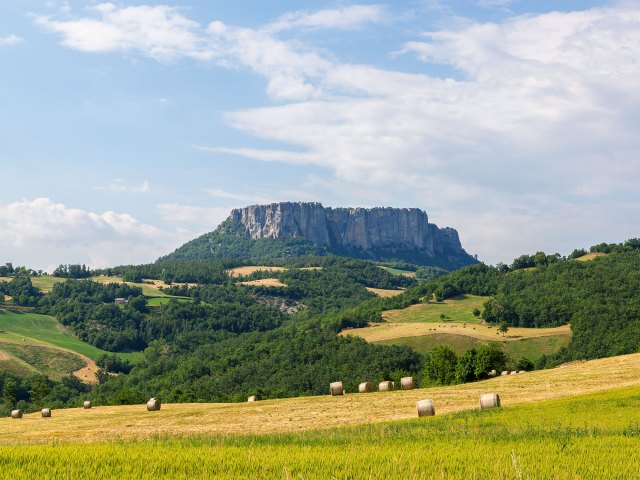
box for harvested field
[237,278,287,287]
[0,352,638,444]
[227,266,287,278]
[341,321,571,343]
[575,252,607,261]
[365,287,405,298]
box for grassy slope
[383,294,486,324]
[0,340,85,380]
[345,294,570,360]
[378,332,571,361]
[377,266,416,277]
[0,309,140,363]
[0,358,639,478]
[0,352,638,444]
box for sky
[1,0,639,271]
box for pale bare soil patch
[340,322,572,343]
[227,266,288,278]
[237,279,287,287]
[0,353,638,445]
[366,287,405,298]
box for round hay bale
[510,371,517,375]
[358,382,372,393]
[146,397,161,411]
[416,399,435,417]
[10,409,22,419]
[479,393,501,410]
[329,381,344,396]
[41,408,51,418]
[83,400,92,409]
[401,376,415,390]
[378,381,394,392]
[247,395,258,402]
[488,370,497,378]
[500,371,509,376]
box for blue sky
[1,0,638,270]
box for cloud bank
[33,3,640,263]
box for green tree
[3,378,18,409]
[454,349,477,383]
[474,343,508,378]
[423,346,457,385]
[499,321,509,337]
[516,357,535,371]
[29,375,50,407]
[472,308,481,317]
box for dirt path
[70,352,99,384]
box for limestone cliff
[218,202,474,268]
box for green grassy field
[0,309,141,363]
[1,386,638,478]
[377,266,416,277]
[378,333,571,362]
[147,296,193,306]
[0,341,85,380]
[383,294,486,324]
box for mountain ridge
[162,202,476,269]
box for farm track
[1,352,639,444]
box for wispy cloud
[34,3,640,263]
[95,179,150,193]
[0,34,23,47]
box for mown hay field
[366,287,405,297]
[1,353,639,445]
[1,384,639,478]
[237,278,287,287]
[226,266,288,278]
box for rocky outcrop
[223,202,474,267]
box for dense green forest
[1,239,640,414]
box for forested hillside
[1,239,639,414]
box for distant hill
[161,202,477,270]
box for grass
[378,266,416,277]
[90,275,173,297]
[0,309,141,363]
[0,361,639,478]
[227,266,288,278]
[0,340,85,380]
[365,287,405,297]
[147,296,193,306]
[237,278,287,287]
[575,252,607,262]
[378,333,571,362]
[0,350,38,377]
[0,352,638,444]
[383,294,487,324]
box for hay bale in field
[378,381,394,392]
[329,381,344,396]
[518,371,525,374]
[500,371,509,376]
[41,408,51,418]
[83,400,92,409]
[247,395,258,402]
[358,382,372,393]
[11,410,22,419]
[146,397,161,411]
[479,393,500,410]
[510,371,517,375]
[401,376,415,390]
[488,370,497,378]
[416,399,435,417]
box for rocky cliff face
[224,202,473,266]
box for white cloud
[35,4,640,263]
[265,5,386,33]
[0,34,23,47]
[95,179,150,193]
[35,4,213,61]
[0,198,178,269]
